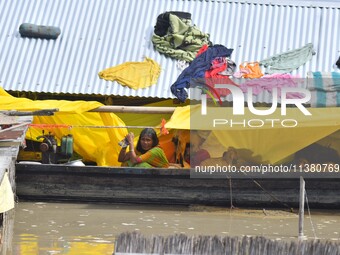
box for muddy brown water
[6,202,340,255]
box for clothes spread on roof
[218,59,237,76]
[152,11,212,62]
[204,58,239,100]
[98,58,161,90]
[260,43,315,74]
[307,71,340,107]
[195,44,238,98]
[170,44,234,103]
[238,73,303,98]
[233,62,264,79]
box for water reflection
[8,202,340,255]
[12,202,116,255]
[14,234,114,255]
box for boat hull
[15,163,340,209]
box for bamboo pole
[88,105,176,114]
[298,176,306,241]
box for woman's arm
[126,132,139,164]
[118,133,135,162]
[118,146,130,162]
[118,132,140,164]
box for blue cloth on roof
[308,71,340,107]
[170,44,233,102]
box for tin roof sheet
[0,0,340,102]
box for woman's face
[140,135,153,151]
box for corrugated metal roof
[0,0,340,101]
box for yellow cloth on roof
[0,87,127,166]
[98,57,161,89]
[165,105,340,164]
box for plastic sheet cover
[0,87,127,166]
[165,105,340,164]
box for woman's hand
[126,132,139,163]
[118,132,135,163]
[126,132,135,146]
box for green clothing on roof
[260,43,315,74]
[152,13,211,62]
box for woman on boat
[118,128,169,168]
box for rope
[305,189,317,239]
[238,172,293,210]
[251,179,293,210]
[28,122,169,135]
[29,124,160,129]
[226,172,292,211]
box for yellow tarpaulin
[165,105,340,164]
[2,85,339,165]
[0,87,127,166]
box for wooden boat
[15,162,340,209]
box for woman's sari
[124,146,169,168]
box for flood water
[7,201,340,255]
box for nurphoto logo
[198,83,312,129]
[201,84,312,116]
